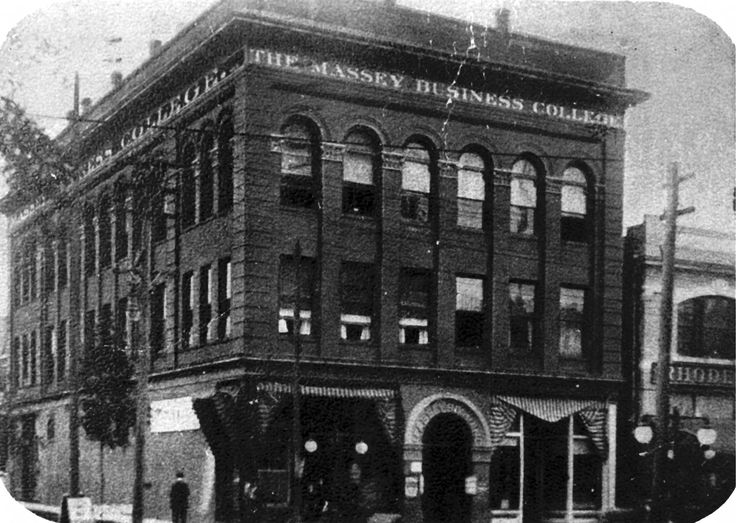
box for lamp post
[634,412,718,522]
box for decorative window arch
[677,296,734,359]
[180,140,197,228]
[510,156,541,235]
[280,117,320,208]
[217,112,234,212]
[561,164,590,243]
[343,127,379,216]
[401,139,433,222]
[457,150,489,229]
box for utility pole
[650,162,694,522]
[291,240,303,523]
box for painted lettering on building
[651,362,735,388]
[244,47,624,129]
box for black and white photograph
[0,1,733,522]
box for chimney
[496,8,511,34]
[81,97,92,114]
[111,71,123,90]
[149,39,162,57]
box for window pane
[489,443,521,510]
[511,159,537,178]
[281,123,312,177]
[560,287,585,359]
[400,269,430,345]
[510,177,536,207]
[402,142,430,193]
[457,277,483,311]
[509,282,535,351]
[458,164,484,200]
[458,199,483,229]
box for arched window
[280,119,318,208]
[561,165,589,243]
[510,158,538,235]
[181,142,197,228]
[457,151,487,229]
[217,114,234,213]
[199,128,214,221]
[343,129,378,216]
[677,296,735,359]
[401,140,432,222]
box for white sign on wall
[150,396,200,433]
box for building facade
[1,1,648,521]
[621,215,735,518]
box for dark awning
[256,381,396,400]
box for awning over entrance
[495,395,608,456]
[256,381,396,400]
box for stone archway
[404,393,491,449]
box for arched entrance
[421,413,472,523]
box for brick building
[1,1,648,521]
[621,216,735,518]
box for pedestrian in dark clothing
[170,471,190,523]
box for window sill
[339,340,375,347]
[400,343,431,350]
[508,232,538,241]
[456,225,484,233]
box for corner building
[1,1,648,521]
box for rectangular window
[43,326,54,385]
[509,281,536,352]
[340,262,374,341]
[100,303,113,349]
[217,258,232,340]
[84,209,96,276]
[217,121,234,213]
[342,137,376,216]
[44,242,55,293]
[13,253,21,307]
[399,268,430,345]
[13,337,21,387]
[456,276,483,347]
[200,148,214,221]
[28,245,37,300]
[57,239,68,289]
[29,330,37,386]
[99,207,111,269]
[116,297,128,350]
[457,154,485,229]
[21,334,29,387]
[57,320,67,381]
[400,162,430,222]
[280,127,316,208]
[199,265,213,345]
[489,415,521,510]
[182,271,194,349]
[150,283,166,358]
[559,286,585,359]
[278,256,314,336]
[510,178,536,235]
[115,194,128,260]
[181,165,196,228]
[151,190,167,243]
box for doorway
[422,413,472,523]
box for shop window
[217,115,234,213]
[340,262,374,341]
[57,238,67,289]
[401,141,431,222]
[561,166,589,243]
[510,158,538,235]
[150,283,166,358]
[43,326,54,385]
[278,255,315,336]
[99,197,112,268]
[83,205,96,276]
[342,129,378,216]
[559,286,585,359]
[181,142,197,228]
[182,271,194,349]
[572,436,602,509]
[57,320,66,381]
[115,191,128,260]
[456,276,483,347]
[457,152,486,229]
[200,265,214,345]
[217,257,232,340]
[677,296,735,359]
[399,268,430,345]
[280,120,318,208]
[199,130,214,221]
[509,280,536,353]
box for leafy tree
[0,96,74,214]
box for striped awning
[256,381,396,400]
[498,395,605,423]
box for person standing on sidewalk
[169,471,190,523]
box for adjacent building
[621,215,735,518]
[0,1,648,521]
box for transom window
[561,166,588,243]
[510,158,538,235]
[457,152,486,229]
[343,130,378,216]
[677,296,735,359]
[401,141,431,222]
